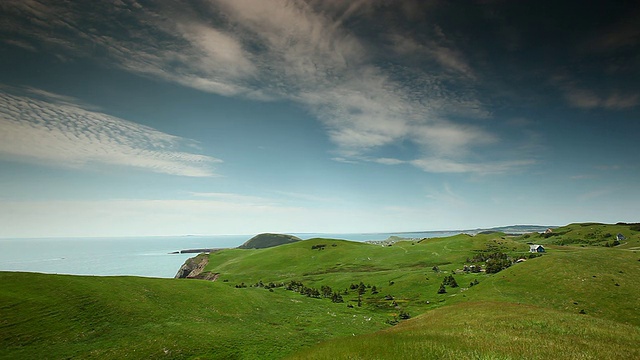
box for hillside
[237,233,302,249]
[287,301,640,359]
[1,223,639,359]
[523,222,640,249]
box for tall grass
[287,302,640,360]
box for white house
[529,244,545,253]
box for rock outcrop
[175,253,218,280]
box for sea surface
[0,230,478,278]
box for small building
[616,233,625,241]
[544,228,553,234]
[529,244,545,253]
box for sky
[0,0,638,238]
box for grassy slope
[462,246,640,326]
[0,273,384,359]
[2,223,639,359]
[286,301,640,360]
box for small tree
[357,282,366,296]
[321,285,333,298]
[442,275,458,288]
[437,284,446,294]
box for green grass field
[1,223,639,359]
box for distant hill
[237,233,302,249]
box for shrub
[398,310,411,320]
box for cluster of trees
[235,278,384,307]
[236,280,286,291]
[284,280,344,303]
[348,281,378,295]
[467,252,513,274]
[347,281,379,307]
[484,252,513,274]
[437,275,458,294]
[311,243,338,250]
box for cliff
[174,253,218,280]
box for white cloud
[1,0,528,174]
[0,90,221,177]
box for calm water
[0,231,460,278]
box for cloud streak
[0,89,221,176]
[0,0,528,174]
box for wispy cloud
[577,188,612,202]
[1,0,528,174]
[0,88,221,176]
[562,86,639,110]
[411,158,534,174]
[389,31,475,79]
[188,192,272,205]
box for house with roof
[529,244,545,253]
[616,233,625,241]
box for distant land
[171,225,552,253]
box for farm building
[529,244,545,253]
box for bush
[398,310,411,320]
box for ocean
[0,231,463,278]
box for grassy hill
[524,222,640,249]
[237,233,302,249]
[2,223,639,359]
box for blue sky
[0,0,638,237]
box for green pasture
[1,222,639,359]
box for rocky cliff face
[174,253,218,280]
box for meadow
[1,223,639,359]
